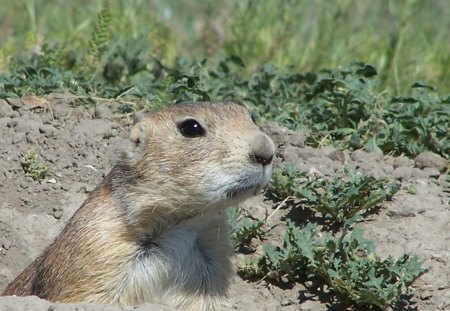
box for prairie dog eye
[178,118,206,138]
[250,112,259,124]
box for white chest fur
[116,212,233,310]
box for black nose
[250,133,276,166]
[252,153,274,166]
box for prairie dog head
[115,102,275,229]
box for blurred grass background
[0,0,448,94]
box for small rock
[387,200,426,218]
[41,184,51,192]
[328,149,347,163]
[39,124,56,137]
[422,167,441,178]
[26,132,39,143]
[19,196,32,204]
[387,208,417,218]
[393,155,414,168]
[102,128,116,139]
[411,167,429,178]
[72,106,91,119]
[419,291,433,301]
[351,148,383,163]
[11,132,25,144]
[280,299,292,306]
[288,130,309,147]
[393,167,413,180]
[307,156,333,166]
[380,163,394,176]
[262,122,288,147]
[79,184,96,193]
[94,104,114,120]
[52,207,63,219]
[0,117,10,129]
[6,119,18,128]
[262,122,308,147]
[5,98,24,109]
[13,118,42,134]
[329,161,345,172]
[0,99,14,117]
[280,145,302,163]
[2,239,12,250]
[297,146,320,160]
[51,102,71,119]
[415,152,448,172]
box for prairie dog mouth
[223,166,272,199]
[225,183,263,199]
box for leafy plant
[268,165,400,225]
[300,65,450,158]
[229,206,265,248]
[20,150,49,181]
[239,221,427,310]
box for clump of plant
[238,220,427,310]
[1,54,448,159]
[229,206,265,249]
[20,150,49,181]
[268,165,400,225]
[300,65,450,158]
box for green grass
[0,0,449,93]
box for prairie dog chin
[2,102,276,311]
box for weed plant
[229,207,265,249]
[20,150,48,181]
[237,220,427,310]
[231,166,426,310]
[269,165,400,225]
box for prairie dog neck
[117,211,232,308]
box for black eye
[178,119,205,138]
[250,111,259,124]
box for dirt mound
[0,99,448,310]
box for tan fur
[2,102,275,310]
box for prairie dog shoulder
[3,102,276,310]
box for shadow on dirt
[297,282,420,311]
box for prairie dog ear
[132,111,146,126]
[127,120,149,160]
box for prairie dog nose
[249,133,276,166]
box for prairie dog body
[3,102,276,310]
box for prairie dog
[3,102,276,310]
